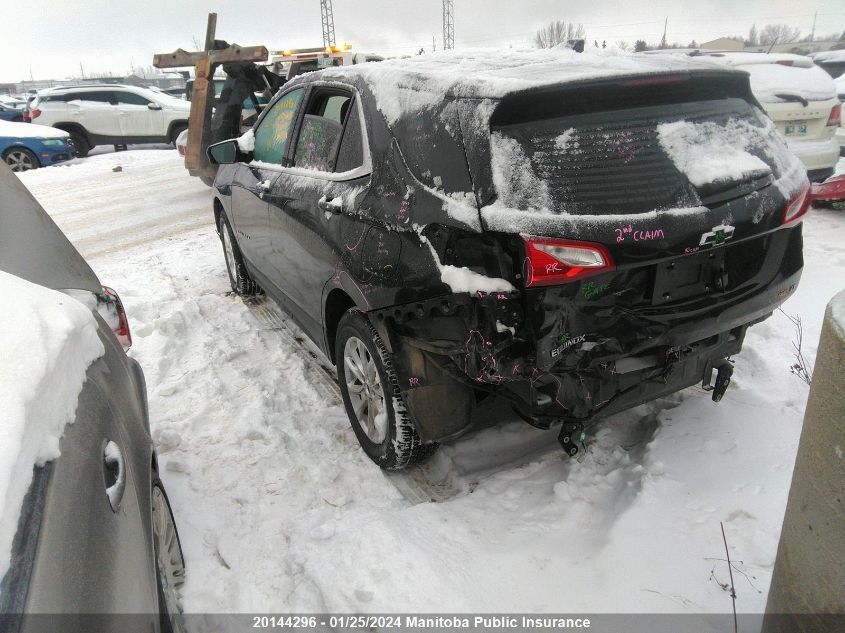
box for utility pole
[810,11,817,43]
[442,0,454,50]
[320,0,336,48]
[432,35,436,52]
[204,12,217,51]
[79,62,85,80]
[660,17,668,49]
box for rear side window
[115,91,151,106]
[69,91,114,104]
[291,89,364,173]
[254,88,304,165]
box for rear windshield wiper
[773,93,809,107]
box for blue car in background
[0,120,72,172]
[0,103,23,121]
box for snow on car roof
[811,49,845,64]
[690,51,814,68]
[312,47,735,124]
[661,51,837,103]
[0,120,69,139]
[0,271,104,586]
[742,63,836,103]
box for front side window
[253,88,304,165]
[292,90,364,173]
[115,91,152,106]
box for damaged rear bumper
[369,227,803,444]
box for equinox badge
[699,223,736,247]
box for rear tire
[219,214,259,296]
[3,147,39,172]
[336,310,437,470]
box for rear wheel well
[213,198,224,234]
[167,120,188,143]
[53,123,88,141]
[324,289,356,363]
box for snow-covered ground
[17,151,845,617]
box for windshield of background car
[253,88,303,165]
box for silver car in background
[0,163,185,632]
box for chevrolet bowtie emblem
[699,223,736,247]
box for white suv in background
[693,53,840,181]
[645,51,841,181]
[26,84,190,156]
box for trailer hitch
[558,422,585,458]
[702,359,734,402]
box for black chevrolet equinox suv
[208,50,808,469]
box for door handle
[103,440,126,512]
[318,196,343,215]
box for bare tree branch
[534,21,585,49]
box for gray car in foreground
[0,164,184,632]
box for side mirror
[207,139,247,165]
[147,102,162,111]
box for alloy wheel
[343,336,388,443]
[221,224,236,282]
[152,486,185,626]
[5,150,35,172]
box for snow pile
[479,201,708,237]
[657,119,772,187]
[439,264,514,294]
[656,113,807,199]
[237,129,255,152]
[660,115,807,199]
[419,231,513,293]
[0,121,69,140]
[314,47,728,125]
[743,63,836,103]
[0,272,104,582]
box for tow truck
[153,14,381,185]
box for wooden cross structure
[153,13,268,182]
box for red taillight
[827,103,841,128]
[30,108,41,119]
[101,286,132,351]
[775,60,794,67]
[22,110,31,122]
[783,184,812,226]
[522,236,615,287]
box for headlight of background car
[41,139,66,147]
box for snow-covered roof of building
[311,47,741,124]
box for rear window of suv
[61,91,114,104]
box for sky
[3,0,845,83]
